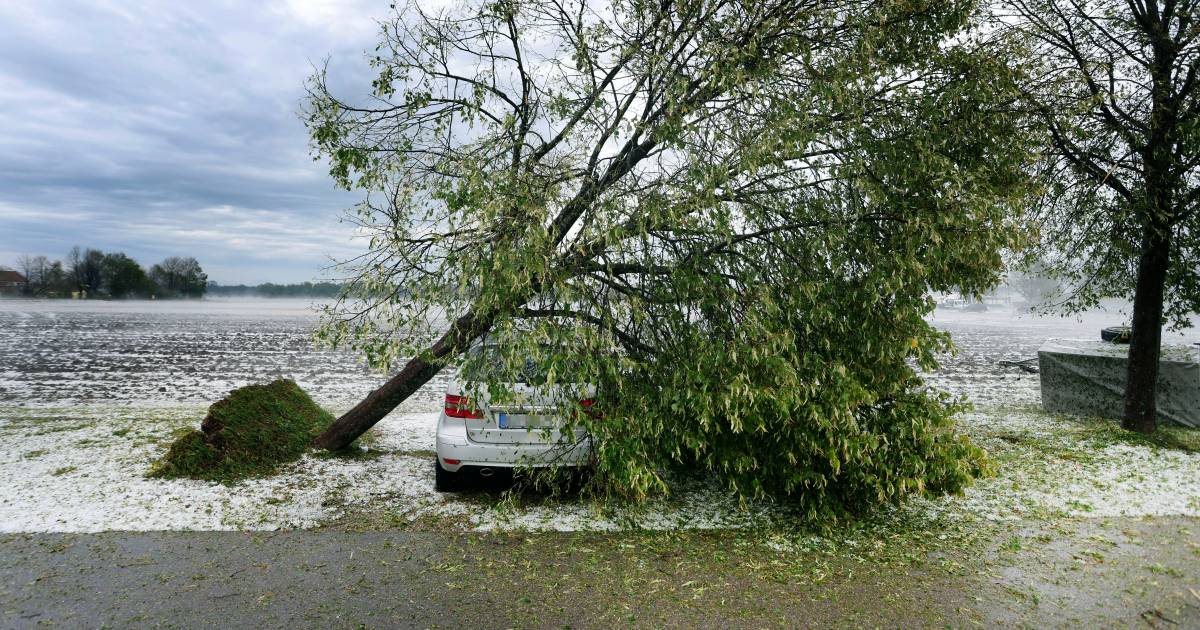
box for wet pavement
[1,516,1197,628]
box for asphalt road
[2,517,1199,629]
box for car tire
[434,458,464,492]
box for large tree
[101,252,155,299]
[307,0,1034,510]
[149,256,208,298]
[1000,0,1200,432]
[68,247,105,297]
[16,255,51,297]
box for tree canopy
[102,253,155,299]
[150,257,208,298]
[999,0,1200,431]
[11,248,208,299]
[307,0,1037,513]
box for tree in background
[1008,259,1063,307]
[1001,0,1200,433]
[206,281,341,298]
[67,247,85,295]
[68,248,106,297]
[101,252,156,299]
[43,261,70,296]
[16,255,50,296]
[306,0,1036,511]
[10,248,208,299]
[150,256,208,298]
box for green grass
[1083,421,1200,453]
[148,379,335,483]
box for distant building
[0,269,26,295]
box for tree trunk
[313,311,493,450]
[1121,8,1183,434]
[1122,226,1171,434]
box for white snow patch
[1020,443,1200,518]
[2,402,1197,533]
[0,407,464,532]
[916,409,1200,521]
[2,300,1199,533]
[0,405,773,533]
[369,411,439,452]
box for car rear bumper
[435,420,592,472]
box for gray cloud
[0,0,392,283]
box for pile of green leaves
[149,379,334,482]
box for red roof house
[0,269,27,294]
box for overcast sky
[0,0,396,284]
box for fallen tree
[305,0,1036,512]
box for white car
[434,344,596,491]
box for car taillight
[579,398,602,419]
[444,394,483,419]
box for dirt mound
[149,379,334,482]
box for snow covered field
[0,298,450,411]
[0,298,1198,532]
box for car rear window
[462,345,580,385]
